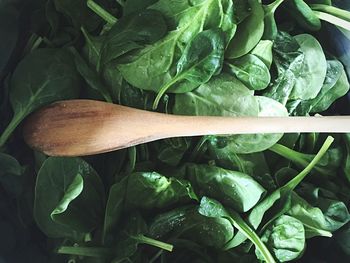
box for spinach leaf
[34,157,105,239]
[156,138,192,166]
[263,31,304,105]
[256,215,305,262]
[123,0,158,15]
[287,192,334,238]
[0,3,19,77]
[291,34,327,100]
[187,164,265,212]
[287,0,322,31]
[0,153,23,197]
[309,60,350,113]
[229,137,333,248]
[112,213,173,262]
[150,205,234,249]
[198,197,276,263]
[0,48,81,147]
[208,150,276,191]
[153,29,225,109]
[226,0,264,58]
[296,183,350,231]
[99,9,167,69]
[125,172,198,209]
[173,74,259,117]
[118,0,236,94]
[344,134,350,183]
[103,177,128,244]
[53,0,103,31]
[72,48,113,102]
[225,54,271,90]
[251,40,274,68]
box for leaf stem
[0,113,25,148]
[313,10,350,31]
[310,4,350,22]
[265,0,285,14]
[153,77,179,110]
[57,246,115,258]
[228,210,276,263]
[269,143,310,167]
[87,0,117,25]
[281,136,334,191]
[134,235,173,252]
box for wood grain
[23,100,350,156]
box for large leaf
[0,48,81,147]
[173,74,259,117]
[99,9,167,68]
[34,157,105,239]
[256,215,305,262]
[125,172,198,209]
[152,29,225,108]
[118,0,236,93]
[291,34,327,100]
[187,164,265,212]
[225,0,264,58]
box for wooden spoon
[23,99,350,157]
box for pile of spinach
[1,0,350,262]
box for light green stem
[313,10,350,31]
[135,235,173,252]
[87,0,117,25]
[266,0,285,14]
[281,136,334,191]
[310,4,350,22]
[153,77,180,110]
[0,113,25,148]
[57,246,114,258]
[269,143,310,167]
[228,210,276,263]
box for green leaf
[99,9,167,69]
[103,177,128,244]
[156,138,192,166]
[118,0,236,94]
[309,60,350,113]
[291,34,327,100]
[53,0,103,31]
[72,48,112,102]
[251,40,274,68]
[153,29,225,109]
[198,197,276,263]
[225,54,271,90]
[230,137,334,248]
[0,48,81,147]
[226,0,264,58]
[34,157,105,239]
[187,164,265,212]
[125,172,198,209]
[149,205,234,249]
[173,74,259,117]
[287,192,333,238]
[263,31,304,105]
[0,3,19,76]
[256,215,305,262]
[0,153,23,197]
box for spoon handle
[170,115,350,137]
